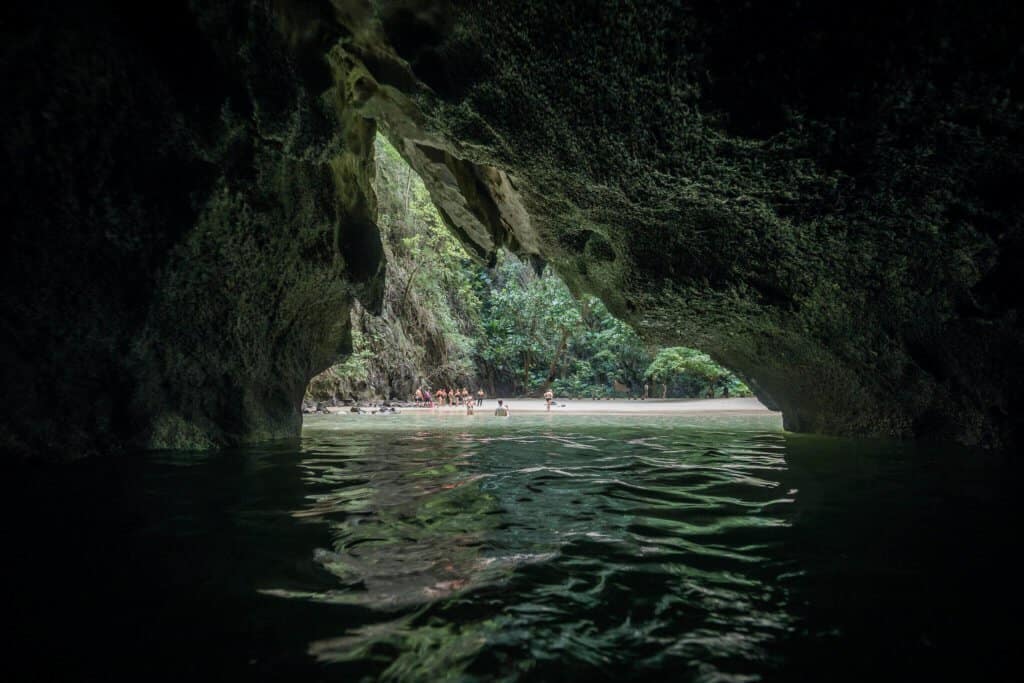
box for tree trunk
[402,170,413,214]
[399,260,426,314]
[541,327,570,391]
[523,352,531,393]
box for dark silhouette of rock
[3,0,1022,456]
[2,0,383,456]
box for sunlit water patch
[9,414,1014,682]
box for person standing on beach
[476,388,484,406]
[544,388,554,411]
[415,388,423,405]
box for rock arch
[3,0,1022,458]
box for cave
[4,0,1022,460]
[2,1,1021,679]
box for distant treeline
[306,135,750,402]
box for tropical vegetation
[305,134,750,402]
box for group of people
[412,386,513,417]
[414,387,485,408]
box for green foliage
[376,138,482,388]
[476,254,736,398]
[645,347,752,398]
[308,133,751,401]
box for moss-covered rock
[1,0,383,457]
[3,0,1022,456]
[333,0,1024,447]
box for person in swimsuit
[476,388,484,406]
[494,399,509,417]
[544,388,554,411]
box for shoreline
[324,397,776,416]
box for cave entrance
[302,134,753,413]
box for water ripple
[259,416,801,680]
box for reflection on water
[283,415,796,680]
[8,413,1015,682]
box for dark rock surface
[3,0,1023,456]
[340,0,1024,447]
[1,0,383,456]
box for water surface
[9,413,1014,681]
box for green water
[9,413,1014,681]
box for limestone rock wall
[332,0,1024,447]
[3,0,1022,456]
[1,0,383,457]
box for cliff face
[2,0,1022,457]
[1,1,383,456]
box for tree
[644,347,751,398]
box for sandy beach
[326,397,775,416]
